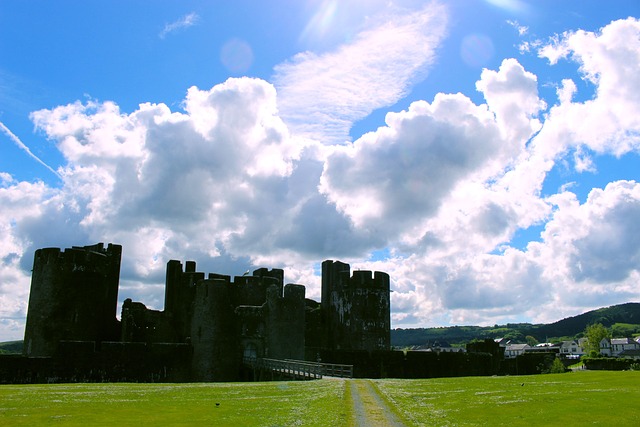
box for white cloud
[476,58,545,143]
[507,19,528,36]
[274,3,448,144]
[562,181,640,284]
[537,18,640,157]
[159,12,199,39]
[0,179,53,340]
[320,57,544,247]
[320,93,504,231]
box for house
[527,342,560,355]
[618,349,640,360]
[559,340,585,359]
[600,338,640,357]
[504,343,530,359]
[410,341,465,353]
[494,338,511,347]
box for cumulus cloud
[409,17,640,325]
[320,93,504,231]
[0,179,52,339]
[555,181,640,284]
[320,57,544,249]
[536,18,640,156]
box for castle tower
[190,278,239,381]
[321,260,390,351]
[23,243,122,357]
[265,283,306,360]
[164,260,204,341]
[321,260,350,350]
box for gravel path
[348,379,407,427]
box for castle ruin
[9,243,391,383]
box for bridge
[243,357,353,381]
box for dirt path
[348,379,407,427]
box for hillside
[0,341,22,354]
[391,302,640,347]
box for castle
[14,243,390,382]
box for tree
[583,323,611,356]
[526,335,539,347]
[549,357,567,374]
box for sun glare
[484,0,531,14]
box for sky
[1,1,640,341]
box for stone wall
[0,341,191,384]
[319,349,495,379]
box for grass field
[0,380,349,426]
[375,370,640,426]
[1,371,638,426]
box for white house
[504,343,530,359]
[600,338,640,357]
[560,340,585,358]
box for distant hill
[391,302,640,348]
[0,341,23,354]
[533,302,640,338]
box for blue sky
[1,1,640,340]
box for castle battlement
[349,270,390,290]
[34,243,121,269]
[322,260,390,291]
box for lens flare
[460,33,495,68]
[220,38,254,74]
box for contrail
[0,121,62,179]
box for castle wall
[0,342,192,384]
[232,269,282,307]
[120,299,177,343]
[23,243,122,357]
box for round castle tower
[23,243,122,357]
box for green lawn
[0,380,349,426]
[376,370,640,426]
[1,371,638,426]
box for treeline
[391,302,640,347]
[0,341,22,355]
